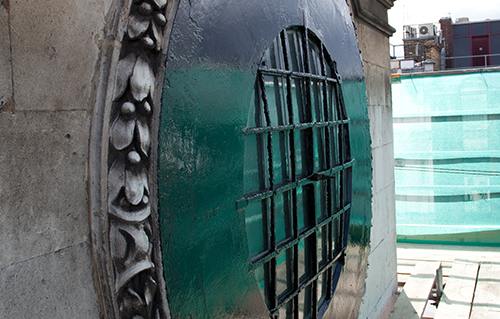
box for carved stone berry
[121,102,136,115]
[143,101,152,114]
[142,37,155,50]
[154,13,167,26]
[128,151,141,164]
[139,2,153,16]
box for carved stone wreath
[90,0,179,318]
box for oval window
[238,26,354,318]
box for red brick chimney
[440,17,453,69]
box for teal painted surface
[159,67,264,318]
[158,70,371,319]
[392,70,500,245]
[157,1,372,318]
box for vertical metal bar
[333,62,351,262]
[271,39,293,241]
[319,44,333,300]
[301,28,317,319]
[280,29,299,319]
[259,71,277,310]
[470,24,473,67]
[254,81,270,253]
[329,62,344,259]
[488,21,491,66]
[436,266,443,298]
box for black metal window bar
[237,26,353,319]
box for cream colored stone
[359,241,398,319]
[9,0,107,111]
[356,20,392,69]
[372,142,395,195]
[364,61,392,109]
[0,111,91,269]
[0,3,12,108]
[369,103,394,149]
[0,242,99,318]
[370,184,396,250]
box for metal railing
[390,43,422,60]
[443,53,500,69]
[390,43,500,70]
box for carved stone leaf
[125,167,147,206]
[109,203,151,222]
[127,14,150,40]
[116,260,154,292]
[111,116,136,150]
[123,287,143,308]
[110,224,128,261]
[129,225,150,254]
[152,0,167,9]
[114,53,137,101]
[108,160,126,204]
[144,276,157,306]
[130,57,154,102]
[137,117,151,157]
[152,22,163,51]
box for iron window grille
[238,26,353,319]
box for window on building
[238,26,353,318]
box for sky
[388,0,500,56]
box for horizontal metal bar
[269,248,345,317]
[242,120,349,136]
[444,53,500,60]
[250,203,350,269]
[259,67,338,83]
[310,159,354,181]
[236,160,354,211]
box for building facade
[440,17,500,69]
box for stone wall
[347,1,398,318]
[0,0,112,317]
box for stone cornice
[351,0,396,37]
[377,0,395,10]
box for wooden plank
[398,265,416,275]
[398,274,410,286]
[434,260,479,319]
[389,261,440,319]
[389,290,421,319]
[398,259,418,266]
[470,262,500,319]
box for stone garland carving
[107,0,169,317]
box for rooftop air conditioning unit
[419,24,435,37]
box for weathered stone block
[360,276,398,319]
[0,111,90,269]
[359,235,398,318]
[356,20,391,69]
[370,183,396,250]
[0,2,12,108]
[369,103,394,149]
[364,61,392,108]
[372,142,395,195]
[9,0,107,111]
[0,242,99,318]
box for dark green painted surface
[158,1,372,318]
